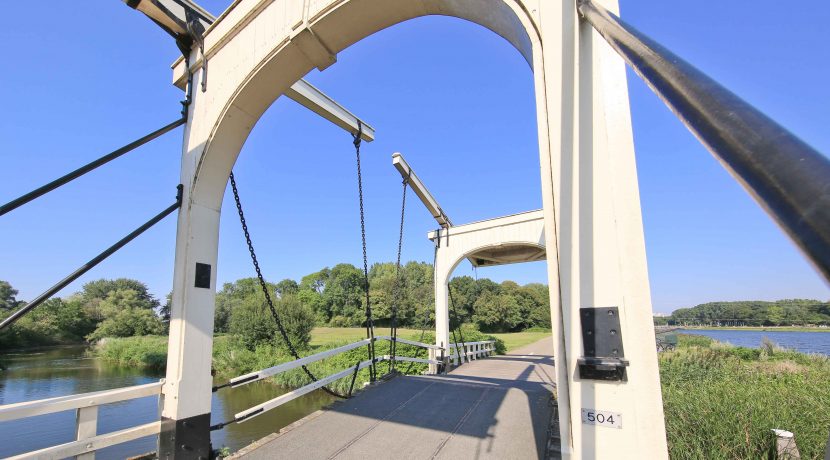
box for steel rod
[0,118,185,217]
[0,185,183,330]
[577,0,830,281]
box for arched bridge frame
[165,0,667,458]
[430,210,547,367]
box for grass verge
[660,334,830,459]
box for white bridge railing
[449,340,495,365]
[0,380,164,460]
[0,336,496,458]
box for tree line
[654,299,830,327]
[0,261,552,349]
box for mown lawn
[309,327,424,346]
[490,330,551,351]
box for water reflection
[0,346,335,459]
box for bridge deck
[231,337,556,460]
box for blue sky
[1,1,828,314]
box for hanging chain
[229,172,347,399]
[448,282,467,365]
[353,122,377,382]
[389,173,409,372]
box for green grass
[660,334,830,459]
[309,327,424,346]
[490,330,551,351]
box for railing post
[428,348,436,374]
[75,406,98,460]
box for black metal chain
[353,122,377,382]
[388,174,409,372]
[228,172,347,399]
[448,282,467,364]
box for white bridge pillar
[430,211,546,372]
[161,0,668,458]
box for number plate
[581,408,622,429]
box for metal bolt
[612,349,618,355]
[608,310,614,316]
[610,329,617,335]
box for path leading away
[231,337,556,460]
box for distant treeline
[215,261,552,333]
[0,261,551,349]
[655,299,830,326]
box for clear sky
[1,1,828,314]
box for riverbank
[92,326,507,394]
[679,326,830,332]
[661,334,830,458]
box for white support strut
[392,153,451,227]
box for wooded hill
[655,299,830,326]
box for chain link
[229,172,347,399]
[389,175,409,371]
[353,122,377,382]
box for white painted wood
[164,0,669,456]
[392,153,452,227]
[231,339,372,387]
[7,421,161,460]
[235,357,385,423]
[374,335,442,350]
[0,381,163,422]
[75,406,98,460]
[388,356,441,365]
[285,79,375,141]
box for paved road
[231,337,556,460]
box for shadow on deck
[230,338,558,460]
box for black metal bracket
[578,307,629,381]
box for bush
[92,336,168,370]
[87,307,165,341]
[229,292,315,352]
[277,294,315,351]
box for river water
[0,346,334,459]
[679,329,830,355]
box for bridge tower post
[159,61,220,459]
[536,0,668,457]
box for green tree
[0,280,21,311]
[87,289,165,341]
[80,278,158,323]
[472,291,523,332]
[275,279,299,297]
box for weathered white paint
[75,406,98,460]
[0,380,163,422]
[6,421,161,460]
[167,0,667,457]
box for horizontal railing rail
[449,340,495,365]
[233,357,381,424]
[0,380,164,460]
[0,380,163,422]
[577,0,830,281]
[374,335,443,350]
[224,338,373,389]
[224,336,444,391]
[218,336,490,426]
[8,422,162,460]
